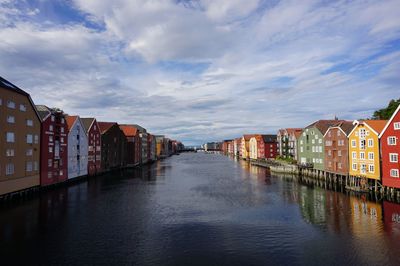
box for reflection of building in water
[383,201,400,237]
[324,190,352,234]
[298,186,327,226]
[350,196,383,235]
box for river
[1,153,400,265]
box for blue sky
[0,0,399,145]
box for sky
[0,0,399,145]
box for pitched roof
[306,119,344,135]
[335,121,354,135]
[243,134,256,141]
[98,122,117,134]
[119,125,138,137]
[261,134,277,143]
[286,128,303,135]
[379,105,400,137]
[65,115,78,131]
[294,131,302,139]
[364,120,388,134]
[0,76,29,96]
[80,118,95,133]
[35,105,51,120]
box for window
[394,122,400,130]
[7,100,15,109]
[61,127,64,133]
[338,163,342,169]
[351,140,356,148]
[312,158,315,163]
[51,115,55,122]
[300,147,303,152]
[49,135,53,142]
[388,136,397,145]
[61,137,64,143]
[26,119,33,126]
[359,129,366,138]
[48,159,52,167]
[360,152,365,159]
[328,150,332,156]
[319,139,322,144]
[312,146,315,152]
[26,149,33,156]
[49,125,53,131]
[48,172,53,179]
[26,134,33,144]
[6,163,14,175]
[60,170,63,176]
[368,152,374,160]
[7,115,15,123]
[6,149,14,157]
[360,139,366,150]
[368,139,373,147]
[312,139,315,144]
[34,161,38,171]
[20,104,26,111]
[328,161,332,167]
[26,162,32,172]
[361,164,366,174]
[390,153,398,163]
[49,147,53,153]
[391,169,399,178]
[368,164,374,173]
[6,132,15,142]
[338,150,342,157]
[34,135,38,144]
[352,163,357,170]
[61,118,65,124]
[300,140,303,145]
[319,146,322,152]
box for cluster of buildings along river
[0,77,183,199]
[220,108,400,195]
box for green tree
[372,98,400,120]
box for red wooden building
[36,105,68,186]
[257,135,278,159]
[379,105,400,188]
[81,118,101,176]
[119,125,141,167]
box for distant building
[155,135,165,158]
[65,115,88,179]
[36,105,68,186]
[98,122,127,172]
[81,118,102,176]
[249,135,277,160]
[0,77,41,196]
[379,105,400,188]
[204,142,221,151]
[297,120,343,170]
[323,121,354,175]
[241,135,255,159]
[233,138,242,157]
[277,128,303,160]
[119,125,141,166]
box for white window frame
[368,164,375,173]
[390,169,399,178]
[368,152,374,160]
[7,115,15,123]
[352,152,357,159]
[367,139,373,147]
[389,153,398,163]
[352,163,357,170]
[394,122,400,130]
[351,140,356,148]
[388,136,396,145]
[6,149,15,157]
[360,152,365,160]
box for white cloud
[0,0,399,144]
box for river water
[1,153,400,265]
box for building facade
[297,120,342,170]
[81,118,101,176]
[36,105,68,186]
[0,77,41,196]
[379,105,400,188]
[66,116,88,179]
[277,128,302,159]
[348,120,387,181]
[323,121,354,175]
[119,125,140,167]
[98,122,127,172]
[241,135,254,159]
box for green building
[297,120,342,170]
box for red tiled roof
[65,115,78,131]
[364,120,388,134]
[119,125,138,137]
[294,131,302,139]
[98,122,117,134]
[243,134,256,141]
[286,128,303,135]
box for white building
[66,116,88,179]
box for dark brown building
[98,122,127,172]
[0,77,41,196]
[323,121,354,175]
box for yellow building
[348,120,387,180]
[249,136,258,160]
[241,135,254,159]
